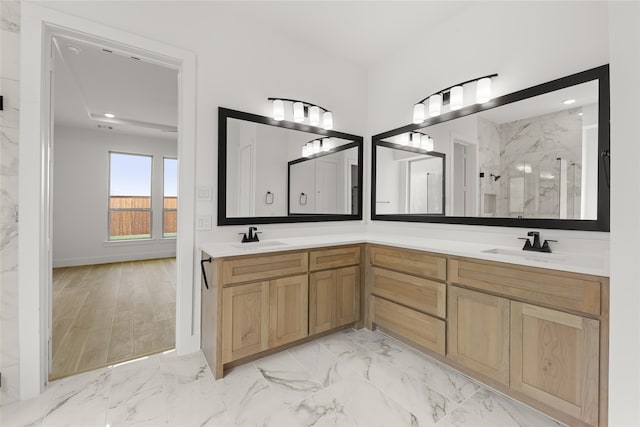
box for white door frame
[19,3,198,398]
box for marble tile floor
[0,328,566,427]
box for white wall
[366,1,611,256]
[52,126,177,267]
[608,2,640,425]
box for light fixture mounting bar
[416,73,498,104]
[267,97,330,113]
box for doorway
[49,32,178,379]
[452,138,478,216]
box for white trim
[19,3,198,399]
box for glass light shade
[399,133,409,146]
[411,133,421,147]
[322,138,332,152]
[476,77,492,104]
[322,111,333,130]
[429,94,442,117]
[309,105,320,126]
[272,99,284,121]
[422,135,434,151]
[312,140,321,153]
[293,102,305,122]
[450,86,464,110]
[413,103,425,124]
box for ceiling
[50,2,474,138]
[53,34,178,139]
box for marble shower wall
[477,117,501,216]
[0,0,21,406]
[478,109,584,219]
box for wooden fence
[109,196,177,238]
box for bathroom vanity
[200,235,609,427]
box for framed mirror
[372,65,610,231]
[218,107,363,225]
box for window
[163,158,178,238]
[109,153,152,240]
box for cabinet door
[511,302,599,426]
[309,270,336,334]
[269,275,309,347]
[222,281,270,363]
[336,266,360,327]
[448,286,510,385]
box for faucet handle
[541,239,557,253]
[518,237,532,249]
[238,232,249,243]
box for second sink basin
[482,248,567,264]
[230,240,287,250]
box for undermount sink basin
[482,248,567,263]
[230,240,287,250]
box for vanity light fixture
[412,73,498,123]
[396,131,434,152]
[104,113,115,118]
[301,137,333,157]
[268,98,333,129]
[563,99,576,105]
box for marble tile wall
[478,109,584,219]
[0,0,21,406]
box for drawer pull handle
[201,257,212,289]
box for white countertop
[200,232,609,277]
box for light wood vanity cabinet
[202,245,363,380]
[367,245,447,356]
[364,246,609,427]
[447,285,510,385]
[309,246,361,335]
[510,301,600,426]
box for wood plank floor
[51,258,176,380]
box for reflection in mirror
[375,142,445,215]
[219,108,363,225]
[288,145,359,215]
[371,65,609,231]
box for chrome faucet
[519,231,557,253]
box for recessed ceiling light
[65,44,81,55]
[104,113,115,118]
[563,99,576,105]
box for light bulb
[476,77,492,104]
[322,111,333,130]
[293,102,305,122]
[413,103,425,124]
[104,113,115,118]
[450,86,463,110]
[429,94,442,117]
[422,135,434,151]
[272,99,284,121]
[309,106,320,126]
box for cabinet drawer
[310,246,361,271]
[369,295,445,356]
[448,258,602,316]
[369,245,446,281]
[222,252,308,285]
[371,267,445,318]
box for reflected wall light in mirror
[218,107,363,225]
[413,74,498,123]
[373,65,610,231]
[268,97,333,129]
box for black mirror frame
[371,64,610,232]
[218,107,364,225]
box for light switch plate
[197,186,212,201]
[197,215,212,230]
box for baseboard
[53,251,176,268]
